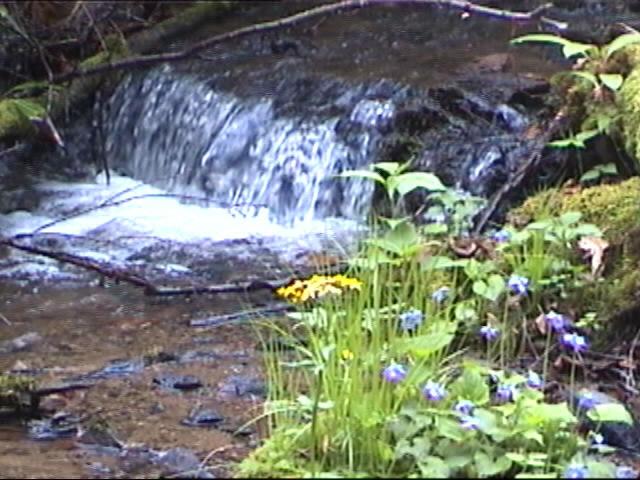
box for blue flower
[422,380,447,402]
[432,287,450,304]
[479,325,500,342]
[382,364,407,384]
[545,310,568,333]
[616,466,639,479]
[453,400,475,416]
[460,415,480,430]
[496,384,518,403]
[577,392,597,411]
[398,308,424,332]
[492,229,511,243]
[561,332,588,353]
[507,275,530,296]
[588,431,605,448]
[526,370,543,389]
[564,464,588,479]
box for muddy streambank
[0,282,272,478]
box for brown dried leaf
[534,313,547,335]
[578,236,609,277]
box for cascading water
[104,67,390,226]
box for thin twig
[0,312,11,326]
[50,0,567,85]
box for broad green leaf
[605,32,640,59]
[450,367,490,405]
[575,129,600,143]
[3,81,64,97]
[600,162,618,175]
[511,34,596,58]
[397,331,454,357]
[474,451,512,477]
[421,256,465,271]
[9,98,46,120]
[559,211,582,225]
[523,402,577,427]
[418,456,450,478]
[389,171,446,197]
[571,71,599,88]
[587,403,633,425]
[435,416,465,442]
[373,162,403,176]
[599,73,623,91]
[579,168,601,183]
[563,41,597,58]
[336,169,385,185]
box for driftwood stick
[50,0,567,84]
[0,234,348,297]
[472,107,570,235]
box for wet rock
[181,405,224,427]
[0,331,42,353]
[153,447,201,475]
[28,411,81,440]
[218,375,266,399]
[153,373,203,391]
[87,358,145,379]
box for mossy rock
[0,374,38,413]
[620,63,640,163]
[508,178,640,338]
[509,177,640,244]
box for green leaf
[388,171,446,197]
[9,98,46,121]
[435,416,465,442]
[474,451,512,477]
[450,367,490,405]
[605,32,640,59]
[373,162,403,176]
[599,73,623,91]
[559,211,582,225]
[579,168,601,184]
[422,223,448,236]
[600,162,618,175]
[418,456,451,478]
[511,34,595,59]
[563,41,597,58]
[587,403,633,425]
[336,169,385,185]
[397,331,454,358]
[575,129,600,143]
[422,256,465,271]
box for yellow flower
[341,349,354,361]
[275,274,363,304]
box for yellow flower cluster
[276,274,362,304]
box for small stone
[153,374,203,391]
[154,447,200,474]
[218,375,266,399]
[182,406,224,427]
[5,332,42,352]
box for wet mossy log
[0,2,237,144]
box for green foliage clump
[240,164,624,478]
[619,63,640,162]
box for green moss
[619,65,640,163]
[509,177,640,243]
[0,97,45,139]
[0,374,37,413]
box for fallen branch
[50,0,567,84]
[472,107,570,235]
[0,233,348,296]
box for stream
[1,1,638,478]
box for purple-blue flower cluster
[382,363,407,384]
[479,325,500,342]
[507,274,530,296]
[422,380,447,402]
[432,287,450,304]
[398,308,424,333]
